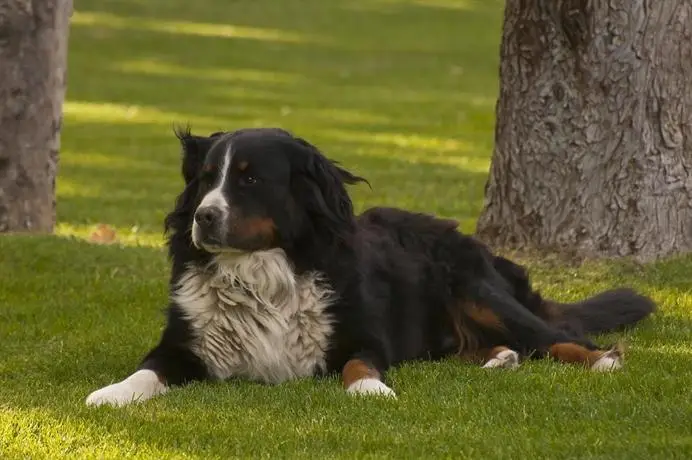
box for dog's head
[167,127,367,254]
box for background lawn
[1,0,691,458]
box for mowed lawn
[1,0,691,458]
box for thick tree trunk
[0,0,72,233]
[477,0,692,262]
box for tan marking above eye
[237,160,249,172]
[202,164,214,173]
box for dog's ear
[166,127,224,237]
[174,126,223,183]
[289,137,368,237]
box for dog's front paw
[86,382,140,407]
[346,378,397,398]
[85,370,167,407]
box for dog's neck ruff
[173,248,334,384]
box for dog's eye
[240,175,257,186]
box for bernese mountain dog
[86,127,656,406]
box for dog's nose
[195,207,221,228]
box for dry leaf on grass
[89,223,118,244]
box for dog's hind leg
[546,342,624,371]
[467,280,624,372]
[444,235,625,372]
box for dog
[86,127,656,406]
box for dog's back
[355,207,654,350]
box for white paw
[591,349,623,372]
[346,378,397,398]
[85,370,167,407]
[482,349,520,369]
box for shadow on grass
[58,119,490,234]
[60,0,505,234]
[68,0,504,133]
[602,254,692,295]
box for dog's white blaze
[199,142,232,210]
[192,143,232,245]
[173,248,334,383]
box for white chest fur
[173,249,334,384]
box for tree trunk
[477,0,692,262]
[0,0,72,233]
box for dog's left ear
[289,137,368,235]
[174,126,224,184]
[166,127,224,238]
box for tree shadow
[58,119,489,234]
[66,0,503,134]
[60,0,505,235]
[602,253,692,294]
[68,0,504,118]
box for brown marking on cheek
[548,343,609,367]
[342,359,381,388]
[202,164,214,173]
[237,160,248,172]
[234,217,277,244]
[466,303,506,331]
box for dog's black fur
[139,127,655,388]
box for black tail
[549,288,656,336]
[491,255,656,337]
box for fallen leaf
[89,223,118,244]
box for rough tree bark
[0,0,72,233]
[477,0,692,262]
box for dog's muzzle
[192,206,227,250]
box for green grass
[1,0,691,458]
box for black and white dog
[86,128,655,407]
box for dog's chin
[191,224,274,254]
[193,238,246,255]
[203,244,246,254]
[191,234,244,255]
[191,223,243,254]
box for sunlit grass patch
[72,11,318,43]
[116,60,307,85]
[55,223,165,248]
[63,101,220,127]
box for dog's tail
[547,288,656,336]
[491,256,656,336]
